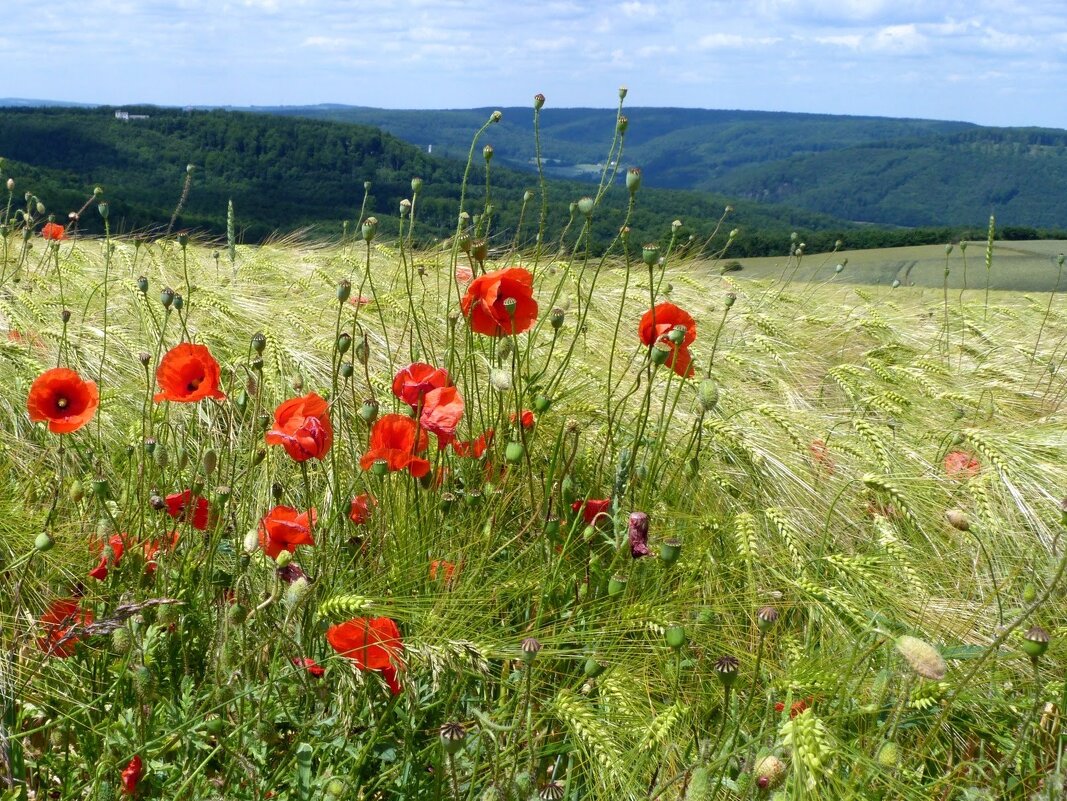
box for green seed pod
[641,243,659,266]
[697,378,719,411]
[34,532,54,552]
[336,333,352,355]
[92,477,110,500]
[505,441,525,463]
[136,275,149,294]
[651,342,671,366]
[626,167,641,194]
[533,395,552,413]
[111,627,131,655]
[659,538,682,566]
[361,217,378,242]
[69,479,85,503]
[665,625,686,650]
[1021,626,1050,660]
[608,575,627,595]
[325,779,346,799]
[411,176,423,194]
[439,722,467,755]
[359,399,379,423]
[336,280,351,303]
[533,93,545,110]
[340,362,354,379]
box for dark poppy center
[187,377,202,392]
[56,396,69,409]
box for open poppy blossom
[154,342,226,403]
[461,266,538,336]
[360,414,430,478]
[41,222,66,241]
[349,493,375,526]
[421,386,464,447]
[120,755,143,795]
[265,392,333,462]
[27,368,99,434]
[452,428,494,458]
[944,450,980,479]
[639,303,697,378]
[292,656,325,678]
[326,616,404,695]
[88,533,126,581]
[392,363,450,409]
[573,498,612,527]
[258,505,317,560]
[38,598,93,658]
[510,409,536,430]
[165,490,211,531]
[143,530,180,575]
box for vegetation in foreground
[1,115,1067,801]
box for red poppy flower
[775,696,812,719]
[326,616,404,695]
[120,755,143,795]
[572,498,612,526]
[509,409,536,429]
[165,490,211,531]
[258,505,316,560]
[460,267,538,336]
[452,428,494,458]
[292,656,325,678]
[154,342,226,403]
[421,386,464,447]
[41,222,66,241]
[430,559,457,583]
[638,303,697,378]
[265,392,333,462]
[349,493,375,526]
[27,368,99,434]
[809,439,835,475]
[143,530,180,575]
[38,598,93,658]
[392,363,450,408]
[88,533,126,581]
[944,450,980,479]
[360,414,430,478]
[455,265,473,286]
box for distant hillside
[263,105,1067,228]
[0,106,854,250]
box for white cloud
[301,36,350,50]
[620,1,658,18]
[870,23,927,52]
[697,33,781,49]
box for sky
[9,0,1067,128]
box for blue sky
[10,0,1067,128]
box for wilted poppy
[292,656,325,678]
[452,428,494,458]
[38,598,93,658]
[41,222,66,241]
[461,266,538,336]
[421,386,464,447]
[360,414,430,478]
[120,755,142,795]
[639,303,697,378]
[326,616,404,695]
[154,342,226,403]
[265,392,333,462]
[944,450,980,479]
[628,512,652,558]
[88,533,126,581]
[165,490,211,531]
[258,505,316,560]
[27,368,99,434]
[573,498,612,527]
[349,493,375,526]
[392,363,450,408]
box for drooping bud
[489,110,502,124]
[894,635,946,680]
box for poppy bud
[665,625,686,650]
[577,196,595,217]
[271,481,284,501]
[490,110,502,123]
[876,741,900,768]
[651,342,671,366]
[483,144,494,162]
[697,378,719,411]
[275,550,293,569]
[584,657,606,677]
[617,115,629,134]
[520,636,542,663]
[112,627,131,655]
[36,201,46,215]
[626,168,641,194]
[411,176,423,193]
[659,538,682,566]
[228,603,248,626]
[642,243,659,267]
[202,449,218,477]
[472,239,489,262]
[439,722,467,755]
[359,399,379,423]
[364,181,372,191]
[136,275,149,294]
[336,332,352,355]
[835,264,844,274]
[523,189,534,204]
[533,93,546,110]
[361,217,378,242]
[714,655,740,687]
[5,178,12,191]
[34,532,55,552]
[160,287,174,309]
[753,755,787,790]
[505,441,525,463]
[550,308,565,330]
[945,509,970,531]
[608,574,627,595]
[325,779,346,799]
[1023,583,1037,604]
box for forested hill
[263,105,1067,228]
[0,106,852,250]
